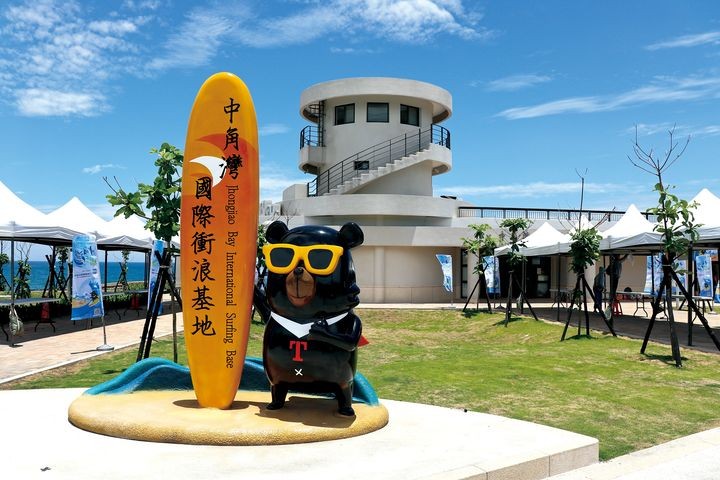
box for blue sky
[1,0,719,222]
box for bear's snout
[285,265,316,307]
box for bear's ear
[339,222,364,249]
[265,221,289,244]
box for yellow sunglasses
[262,243,344,275]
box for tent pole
[10,239,15,306]
[103,249,108,293]
[9,239,15,346]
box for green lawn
[4,309,720,460]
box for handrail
[307,124,450,196]
[457,206,656,222]
[300,125,323,148]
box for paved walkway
[0,305,178,383]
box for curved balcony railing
[300,125,323,149]
[307,124,450,197]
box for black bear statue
[257,220,364,416]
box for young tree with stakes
[106,143,184,362]
[461,223,499,313]
[561,172,617,340]
[499,218,538,325]
[630,127,720,367]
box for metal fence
[457,206,655,222]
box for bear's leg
[267,383,288,410]
[336,383,355,417]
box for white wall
[322,94,436,172]
[353,245,459,303]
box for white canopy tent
[45,197,112,240]
[600,204,656,252]
[99,215,155,251]
[0,181,79,244]
[45,196,156,252]
[691,188,720,229]
[494,221,570,257]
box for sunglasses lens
[307,249,335,270]
[269,247,295,269]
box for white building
[264,77,648,304]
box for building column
[467,254,480,303]
[374,247,385,303]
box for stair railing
[307,124,450,196]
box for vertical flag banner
[181,72,259,409]
[695,253,713,298]
[673,260,687,296]
[436,254,453,293]
[147,239,164,311]
[71,234,104,321]
[483,255,500,294]
[644,254,663,294]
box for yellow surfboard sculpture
[181,72,259,409]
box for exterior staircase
[326,147,437,195]
[307,124,450,197]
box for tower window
[367,102,389,123]
[335,103,355,125]
[401,104,420,126]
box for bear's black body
[256,221,364,416]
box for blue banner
[483,255,500,294]
[644,254,663,295]
[436,254,453,293]
[695,253,713,298]
[71,234,104,321]
[672,260,686,296]
[148,239,164,312]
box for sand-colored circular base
[68,390,389,445]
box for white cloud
[1,1,486,115]
[1,0,144,116]
[646,31,720,50]
[330,47,379,54]
[259,123,290,136]
[498,75,720,120]
[260,165,309,202]
[122,0,162,10]
[16,88,106,116]
[82,163,125,174]
[485,74,551,92]
[627,123,720,139]
[231,0,487,48]
[145,9,236,71]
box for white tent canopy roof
[601,204,655,239]
[45,196,110,238]
[99,215,155,250]
[0,180,79,243]
[599,204,658,252]
[495,221,571,257]
[691,188,720,228]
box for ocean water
[0,261,148,290]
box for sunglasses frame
[262,243,344,275]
